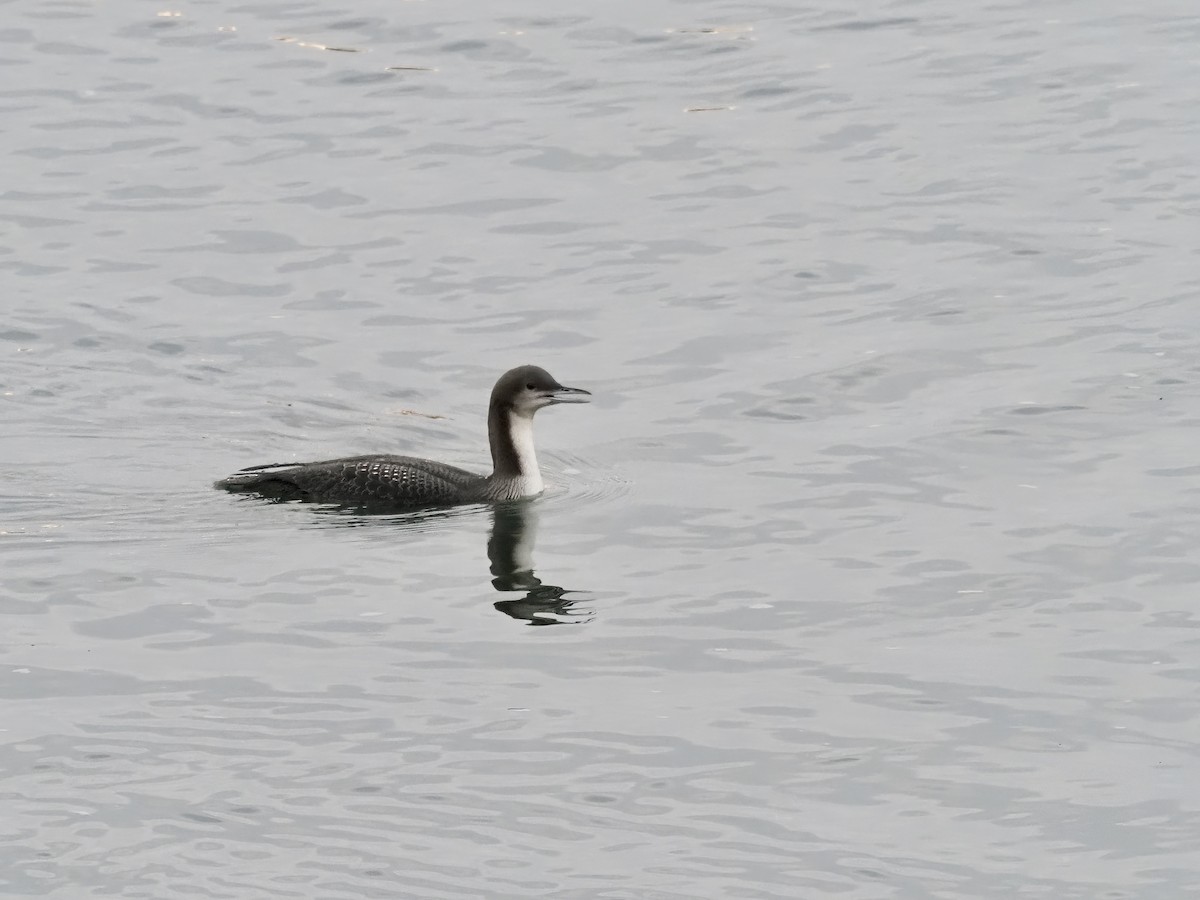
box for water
[3,0,1200,897]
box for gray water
[3,0,1199,897]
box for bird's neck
[488,404,544,494]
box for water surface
[3,1,1200,897]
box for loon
[214,365,590,508]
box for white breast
[507,415,544,496]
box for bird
[214,365,590,508]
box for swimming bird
[214,365,590,508]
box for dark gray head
[490,365,591,417]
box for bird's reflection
[488,501,592,625]
[300,497,593,624]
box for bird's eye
[526,383,536,390]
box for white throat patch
[507,413,544,496]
